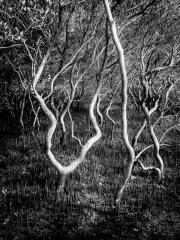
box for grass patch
[0,117,180,239]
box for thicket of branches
[0,0,180,206]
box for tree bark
[104,0,135,205]
[32,37,106,199]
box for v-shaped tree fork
[31,23,110,200]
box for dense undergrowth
[0,113,180,240]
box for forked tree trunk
[142,101,164,180]
[32,35,107,199]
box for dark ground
[0,114,180,240]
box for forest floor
[0,114,180,240]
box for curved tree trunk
[132,119,147,148]
[105,81,120,145]
[19,89,27,130]
[104,0,135,205]
[142,100,164,180]
[31,31,109,199]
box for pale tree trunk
[59,58,79,147]
[59,30,106,147]
[96,95,103,126]
[19,89,27,130]
[105,81,120,145]
[104,0,135,205]
[56,172,67,201]
[142,100,164,180]
[31,38,108,199]
[133,80,177,179]
[132,119,146,148]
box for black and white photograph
[0,0,180,239]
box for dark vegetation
[0,111,180,240]
[1,0,180,239]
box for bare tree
[104,0,180,205]
[104,0,136,204]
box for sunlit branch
[104,0,135,204]
[0,44,21,49]
[68,108,83,147]
[96,95,103,125]
[60,45,102,143]
[29,92,40,127]
[142,98,163,180]
[105,81,121,142]
[129,83,139,110]
[47,26,98,100]
[132,119,147,148]
[153,82,174,127]
[31,20,109,199]
[135,124,179,161]
[19,89,26,128]
[137,159,161,177]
